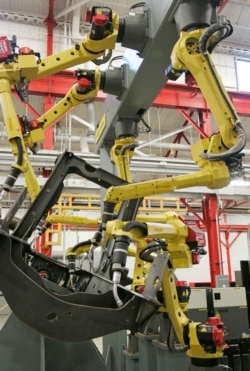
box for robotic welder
[0,3,152,199]
[0,1,247,370]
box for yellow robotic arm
[104,13,245,210]
[0,12,117,200]
[0,69,104,200]
[0,6,127,200]
[0,8,119,83]
[103,214,224,360]
[104,159,230,204]
[38,69,103,130]
[169,24,246,162]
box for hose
[201,122,247,161]
[199,19,233,54]
[120,142,139,181]
[1,137,24,197]
[14,137,24,166]
[112,271,123,307]
[123,221,148,235]
[71,239,92,253]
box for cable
[199,19,233,54]
[71,239,91,253]
[93,49,112,65]
[14,137,24,166]
[107,55,125,69]
[200,122,247,161]
[129,2,145,12]
[120,142,139,181]
[138,114,151,133]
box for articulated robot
[0,1,246,370]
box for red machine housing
[179,215,206,264]
[0,36,12,62]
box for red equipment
[0,36,12,62]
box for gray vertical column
[103,331,127,371]
[136,332,159,371]
[153,339,190,371]
[0,313,108,371]
[123,333,140,371]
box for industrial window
[236,58,250,92]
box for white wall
[1,20,52,59]
[212,53,238,90]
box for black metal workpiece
[2,187,27,229]
[12,151,139,239]
[12,151,142,239]
[0,150,151,342]
[0,229,157,342]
